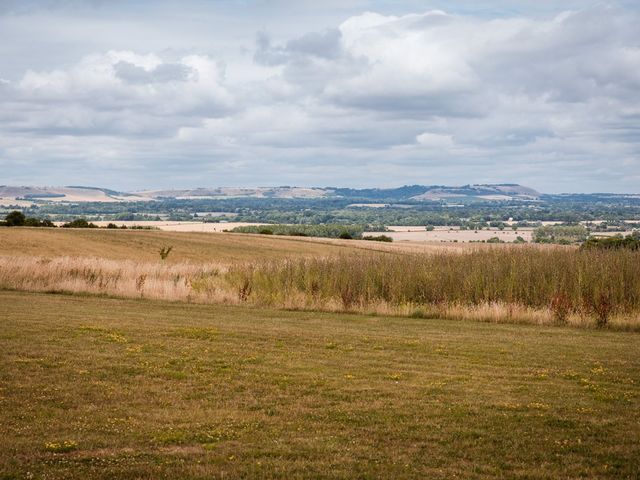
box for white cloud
[6,51,234,138]
[416,132,454,148]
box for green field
[1,291,639,479]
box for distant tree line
[0,211,55,227]
[533,225,589,244]
[0,211,153,229]
[582,233,640,250]
[230,224,368,239]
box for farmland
[0,227,361,263]
[0,226,487,261]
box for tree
[5,211,26,226]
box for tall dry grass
[224,247,640,329]
[2,246,640,330]
[0,256,233,304]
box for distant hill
[409,184,540,201]
[0,186,150,205]
[0,183,541,205]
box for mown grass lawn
[1,291,639,479]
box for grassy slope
[0,227,500,263]
[0,228,362,262]
[1,291,639,479]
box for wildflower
[44,440,78,453]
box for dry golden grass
[0,227,361,262]
[0,227,528,262]
[222,248,640,330]
[2,246,639,330]
[0,256,231,303]
[0,228,633,330]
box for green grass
[1,292,639,478]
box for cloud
[3,51,234,138]
[416,132,454,148]
[0,3,639,192]
[256,28,344,65]
[113,61,193,84]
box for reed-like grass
[2,246,639,329]
[225,247,640,329]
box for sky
[0,1,639,193]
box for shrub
[363,235,393,243]
[5,211,26,226]
[586,293,614,328]
[159,246,173,261]
[62,219,97,228]
[550,292,571,324]
[24,217,55,227]
[23,217,41,227]
[3,211,55,227]
[582,234,640,250]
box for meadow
[1,228,639,329]
[1,227,640,478]
[1,291,639,479]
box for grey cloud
[114,61,194,84]
[287,29,343,59]
[254,28,344,66]
[474,8,640,104]
[0,0,116,15]
[253,32,288,66]
[328,91,490,119]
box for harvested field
[0,228,360,262]
[0,227,511,262]
[374,226,535,243]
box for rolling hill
[0,183,541,204]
